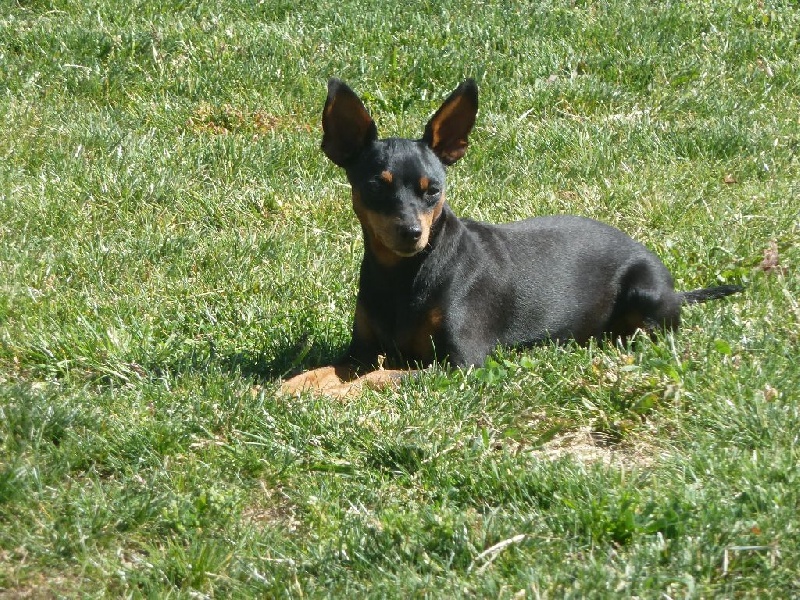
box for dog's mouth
[391,245,425,257]
[382,235,429,257]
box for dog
[280,79,742,396]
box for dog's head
[321,79,478,265]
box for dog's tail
[680,284,744,305]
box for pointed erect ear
[321,79,378,167]
[422,79,478,166]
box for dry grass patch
[186,103,281,136]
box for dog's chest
[360,285,446,364]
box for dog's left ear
[422,79,478,166]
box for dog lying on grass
[280,79,742,397]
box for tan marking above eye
[380,170,393,184]
[419,176,429,192]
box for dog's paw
[279,366,348,396]
[279,366,413,398]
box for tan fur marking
[419,176,429,192]
[380,170,394,184]
[352,188,445,266]
[365,213,405,266]
[352,190,403,267]
[429,306,444,327]
[409,306,444,362]
[419,195,445,243]
[280,365,413,398]
[279,364,355,395]
[323,96,336,118]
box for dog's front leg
[279,364,356,396]
[279,363,411,398]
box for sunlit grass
[1,0,798,596]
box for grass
[1,0,798,596]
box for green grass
[1,0,799,596]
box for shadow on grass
[217,335,348,383]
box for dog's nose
[398,224,423,242]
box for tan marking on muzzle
[352,189,446,265]
[418,193,445,247]
[352,190,403,267]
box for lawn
[1,0,798,597]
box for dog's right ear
[321,79,378,167]
[422,79,478,166]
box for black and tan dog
[281,79,742,396]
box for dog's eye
[425,186,441,202]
